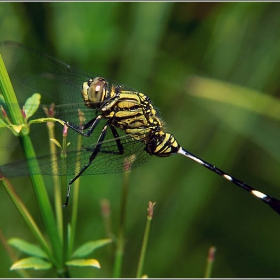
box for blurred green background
[1,2,280,278]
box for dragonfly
[1,41,280,214]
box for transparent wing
[0,130,151,177]
[0,41,137,105]
[0,41,88,105]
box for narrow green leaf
[10,257,52,270]
[1,178,55,264]
[0,55,24,125]
[66,258,100,269]
[0,93,5,104]
[186,76,280,122]
[0,118,7,126]
[24,93,41,119]
[72,239,112,258]
[28,117,65,127]
[49,138,62,149]
[8,238,48,259]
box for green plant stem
[60,125,69,268]
[46,121,63,242]
[69,133,83,257]
[0,54,65,275]
[204,246,216,278]
[1,177,54,263]
[21,127,66,273]
[136,202,155,278]
[100,199,113,240]
[46,121,70,277]
[113,171,130,278]
[136,220,151,278]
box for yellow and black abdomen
[146,132,180,157]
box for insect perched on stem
[1,41,280,214]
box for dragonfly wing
[0,132,151,177]
[0,41,89,105]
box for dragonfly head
[81,77,110,108]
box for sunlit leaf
[49,138,62,148]
[10,124,23,134]
[24,93,41,119]
[72,238,112,258]
[8,238,48,259]
[10,257,51,270]
[66,258,100,268]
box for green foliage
[10,257,52,270]
[65,259,100,269]
[1,2,280,278]
[8,237,111,271]
[8,238,48,259]
[22,93,41,120]
[71,239,112,258]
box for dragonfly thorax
[81,77,111,108]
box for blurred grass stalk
[100,199,113,240]
[112,170,130,278]
[45,112,63,242]
[0,54,66,275]
[186,76,280,122]
[204,246,216,278]
[69,110,85,257]
[136,201,156,278]
[113,154,137,277]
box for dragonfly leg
[64,115,102,137]
[85,124,124,155]
[104,124,124,154]
[63,123,109,207]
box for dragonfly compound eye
[81,77,109,108]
